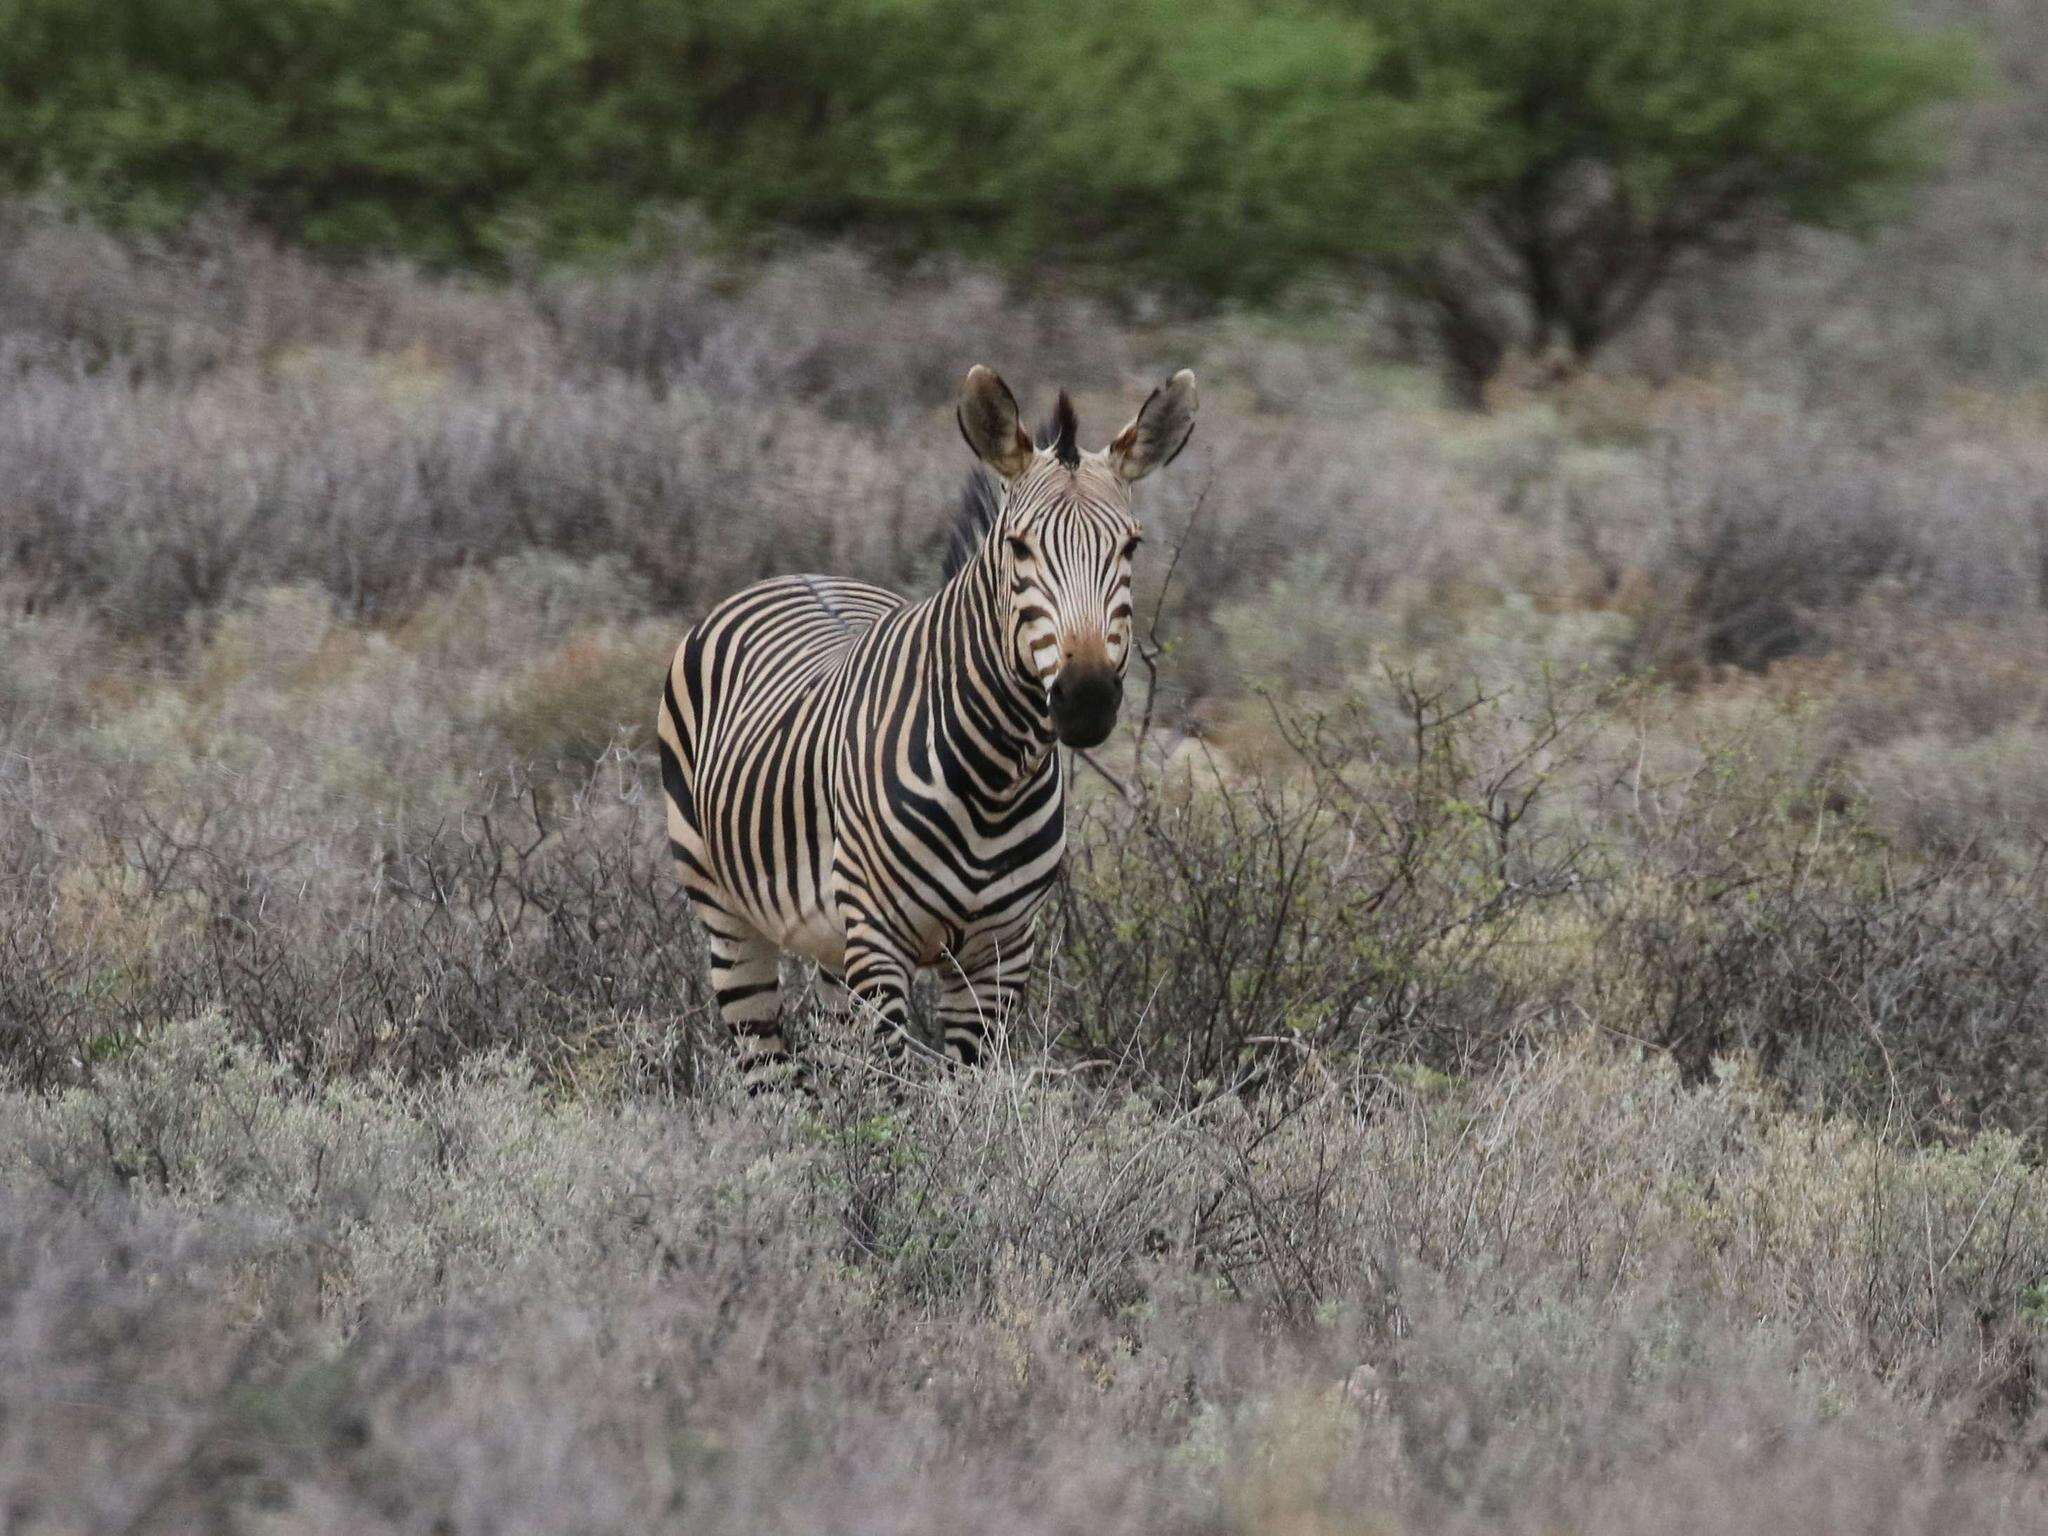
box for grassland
[5,94,2048,1526]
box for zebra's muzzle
[1050,667,1122,749]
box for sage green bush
[5,1017,2046,1528]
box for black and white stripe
[658,366,1198,1088]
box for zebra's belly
[767,901,848,975]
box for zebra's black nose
[1050,668,1122,749]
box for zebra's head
[956,365,1198,749]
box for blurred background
[8,4,2048,1527]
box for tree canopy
[1344,0,1980,396]
[0,0,1977,394]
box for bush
[0,359,950,634]
[1625,417,1925,675]
[5,1023,2048,1527]
[0,758,717,1096]
[0,0,1481,285]
[1622,847,2048,1145]
[0,0,604,261]
[1051,672,1599,1095]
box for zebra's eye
[1121,535,1143,560]
[1007,536,1033,563]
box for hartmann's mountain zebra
[658,365,1198,1087]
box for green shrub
[0,0,1480,279]
[0,0,603,260]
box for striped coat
[658,366,1197,1086]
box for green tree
[0,0,1493,285]
[1344,0,1979,402]
[905,0,1492,304]
[594,0,1492,304]
[0,0,604,260]
[0,0,1976,396]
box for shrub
[0,0,1477,287]
[1050,672,1600,1094]
[6,1025,2048,1527]
[1621,847,2048,1145]
[0,199,560,380]
[1851,725,2048,858]
[0,760,717,1096]
[1572,394,2048,700]
[536,239,1134,429]
[0,0,603,261]
[481,623,676,765]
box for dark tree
[1350,0,1977,404]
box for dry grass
[7,148,2048,1527]
[4,1020,2047,1532]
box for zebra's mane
[940,392,1078,581]
[941,466,1002,581]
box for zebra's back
[658,574,905,966]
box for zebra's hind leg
[692,901,799,1095]
[936,932,1034,1068]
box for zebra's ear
[1108,370,1198,483]
[957,365,1036,479]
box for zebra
[657,365,1198,1089]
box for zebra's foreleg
[936,931,1034,1068]
[840,925,921,1066]
[694,906,798,1095]
[812,970,852,1020]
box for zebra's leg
[690,899,798,1095]
[936,931,1034,1068]
[796,969,857,1070]
[840,925,921,1065]
[813,970,852,1018]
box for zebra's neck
[926,534,1058,800]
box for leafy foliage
[0,0,1971,379]
[0,0,607,259]
[1347,0,1979,396]
[0,0,1477,277]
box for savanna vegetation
[5,0,2048,1529]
